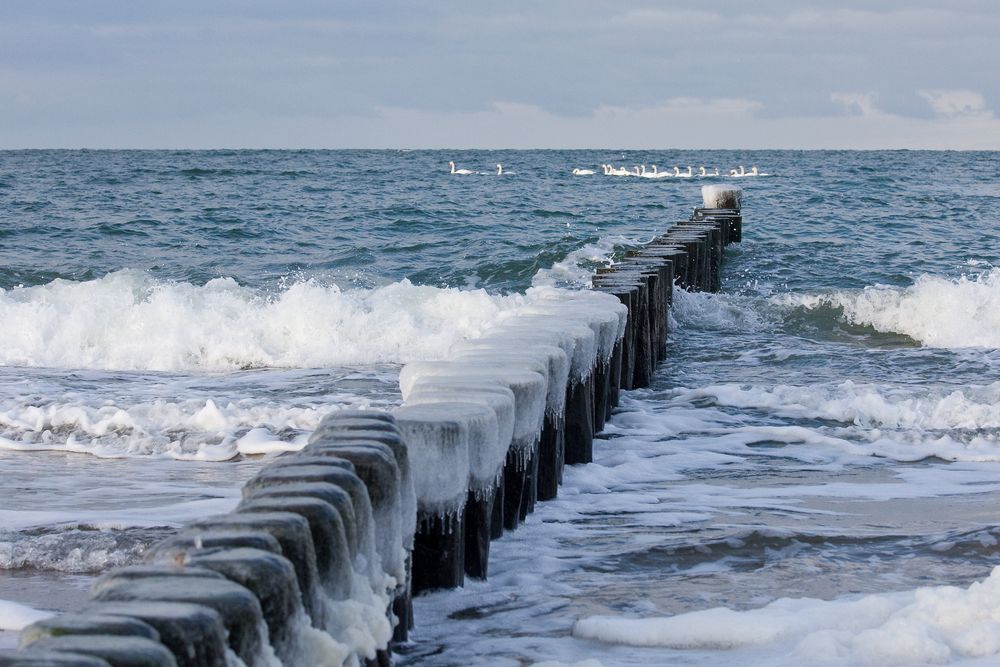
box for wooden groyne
[2,187,743,667]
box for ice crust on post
[490,318,597,386]
[398,363,547,459]
[406,384,515,486]
[701,184,743,209]
[449,342,570,419]
[515,301,623,368]
[390,403,474,520]
[394,401,499,498]
[309,414,418,555]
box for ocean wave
[532,235,636,288]
[776,269,1000,348]
[0,526,172,573]
[0,397,334,460]
[671,288,771,332]
[0,270,527,371]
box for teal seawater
[3,149,998,293]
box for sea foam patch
[574,566,1000,665]
[0,599,53,632]
[676,381,1000,462]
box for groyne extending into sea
[1,185,743,667]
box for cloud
[1,3,999,148]
[364,99,766,149]
[292,97,1000,150]
[918,89,990,116]
[831,92,882,117]
[609,9,722,29]
[5,94,1000,149]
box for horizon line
[0,147,996,152]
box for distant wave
[777,268,1000,348]
[179,167,266,177]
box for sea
[2,149,1000,666]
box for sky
[1,1,999,149]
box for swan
[674,166,693,178]
[730,165,746,177]
[633,166,642,177]
[611,165,629,176]
[746,166,766,176]
[449,161,474,175]
[573,168,596,176]
[496,164,503,175]
[639,164,670,179]
[640,164,666,179]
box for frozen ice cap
[702,185,742,209]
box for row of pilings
[3,190,743,667]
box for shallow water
[3,149,1000,664]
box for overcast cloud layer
[2,0,998,149]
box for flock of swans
[584,164,765,178]
[448,161,766,178]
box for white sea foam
[0,270,527,371]
[684,381,1000,432]
[574,566,1000,665]
[677,381,1000,462]
[0,599,53,631]
[778,269,1000,348]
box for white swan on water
[640,165,669,179]
[674,166,693,178]
[573,168,595,176]
[699,166,721,177]
[449,161,474,175]
[496,164,503,175]
[730,165,746,177]
[639,164,672,178]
